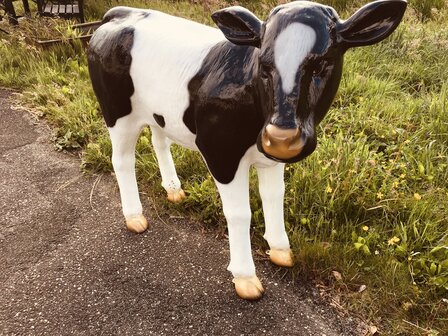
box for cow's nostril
[265,124,299,140]
[261,125,304,160]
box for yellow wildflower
[325,186,333,193]
[388,236,400,246]
[362,226,369,232]
[376,192,384,200]
[414,193,422,200]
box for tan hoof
[268,248,294,267]
[233,276,264,300]
[125,214,148,233]
[167,189,186,203]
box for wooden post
[78,0,84,23]
[22,0,31,17]
[4,0,18,25]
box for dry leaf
[332,270,342,281]
[358,284,367,293]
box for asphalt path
[0,89,358,335]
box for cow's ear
[212,6,262,48]
[337,0,407,49]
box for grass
[1,0,447,334]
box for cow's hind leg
[256,163,294,267]
[109,116,148,233]
[215,163,264,300]
[150,126,186,203]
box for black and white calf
[88,0,407,300]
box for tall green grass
[1,1,447,334]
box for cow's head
[212,0,407,162]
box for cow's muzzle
[261,124,305,160]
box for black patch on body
[88,8,149,128]
[184,41,264,184]
[153,114,165,128]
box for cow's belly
[159,120,198,151]
[130,94,198,150]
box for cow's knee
[111,152,134,171]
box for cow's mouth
[261,124,305,160]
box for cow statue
[88,0,407,300]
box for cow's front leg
[109,117,147,233]
[215,164,264,300]
[256,163,294,267]
[150,126,186,203]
